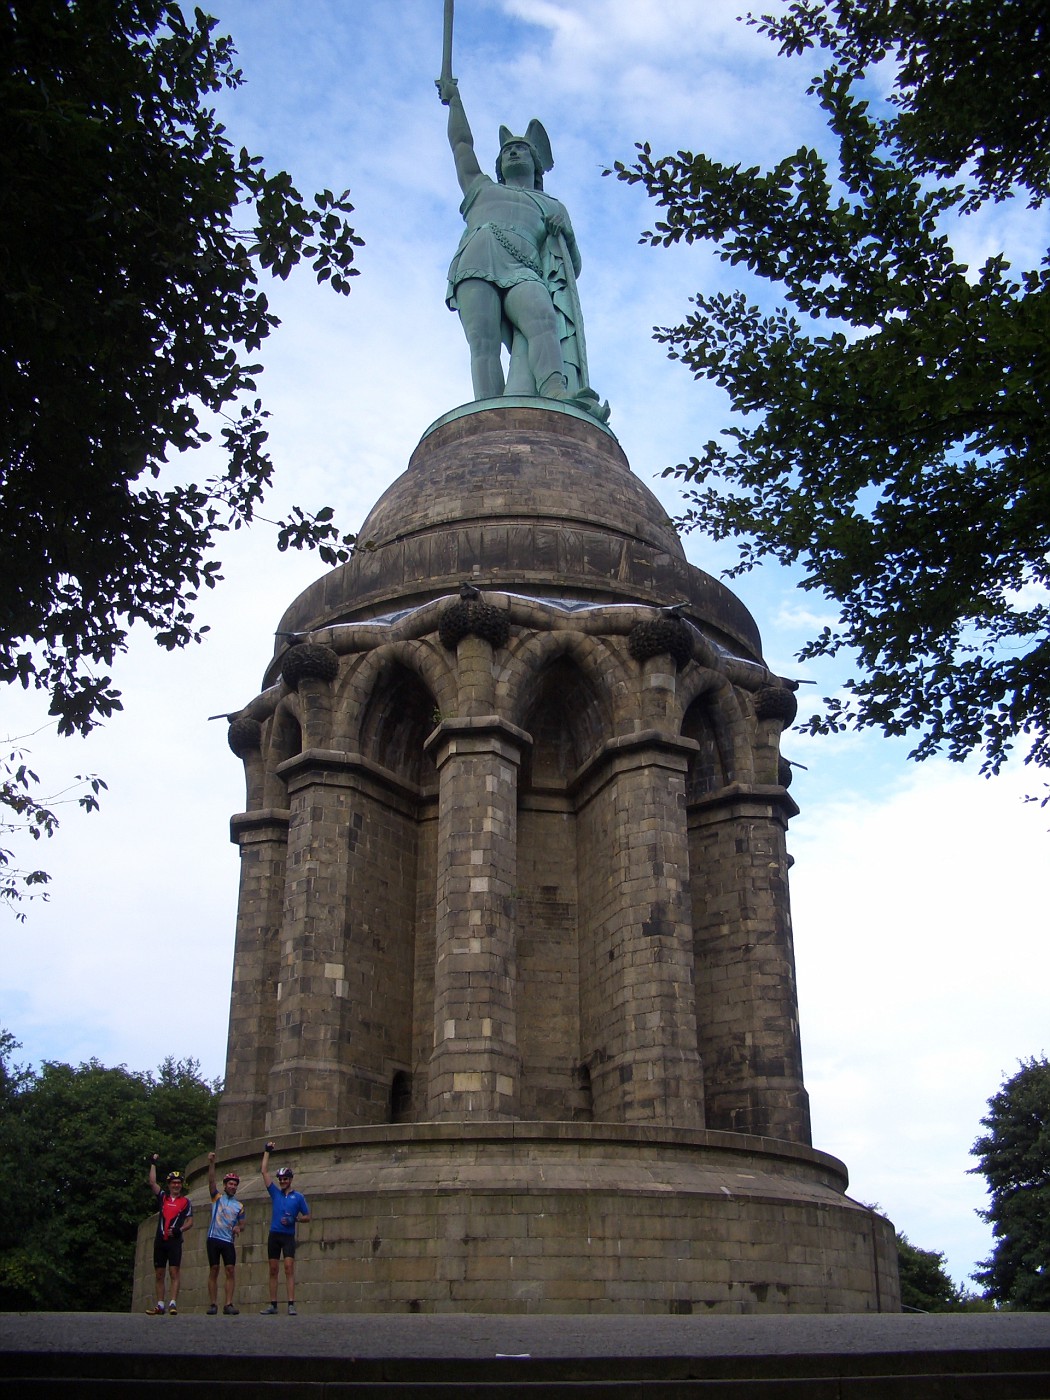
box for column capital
[571,728,698,806]
[424,715,531,768]
[229,809,291,845]
[687,782,800,827]
[275,748,357,784]
[276,748,424,807]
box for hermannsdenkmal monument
[133,16,900,1314]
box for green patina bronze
[436,24,609,422]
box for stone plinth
[133,1124,899,1315]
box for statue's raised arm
[435,74,608,422]
[436,77,482,197]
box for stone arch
[521,655,609,789]
[261,696,303,807]
[335,641,454,787]
[678,669,754,793]
[359,662,439,790]
[507,639,622,1122]
[319,640,445,1129]
[268,693,303,760]
[499,628,625,743]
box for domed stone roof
[274,400,762,662]
[360,399,684,557]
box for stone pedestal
[138,400,898,1314]
[134,1124,898,1315]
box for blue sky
[3,0,1048,1292]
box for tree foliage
[611,0,1050,777]
[0,748,105,920]
[1,0,362,741]
[896,1232,964,1312]
[971,1055,1050,1310]
[0,1031,220,1311]
[759,0,1050,210]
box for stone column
[689,784,812,1143]
[266,750,355,1135]
[576,732,705,1128]
[425,716,529,1120]
[217,808,289,1147]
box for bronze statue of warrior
[436,2,607,420]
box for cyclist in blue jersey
[259,1140,310,1315]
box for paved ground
[2,1309,1049,1362]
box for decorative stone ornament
[226,715,262,758]
[279,642,339,688]
[438,597,511,650]
[627,616,694,670]
[755,684,799,725]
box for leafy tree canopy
[1,0,362,743]
[971,1055,1050,1310]
[896,1232,965,1312]
[611,0,1050,778]
[759,0,1050,209]
[0,1030,220,1311]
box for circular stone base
[133,1124,899,1315]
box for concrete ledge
[2,1312,1049,1396]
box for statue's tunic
[446,174,582,384]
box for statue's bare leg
[455,278,506,400]
[504,280,566,397]
[505,329,534,394]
